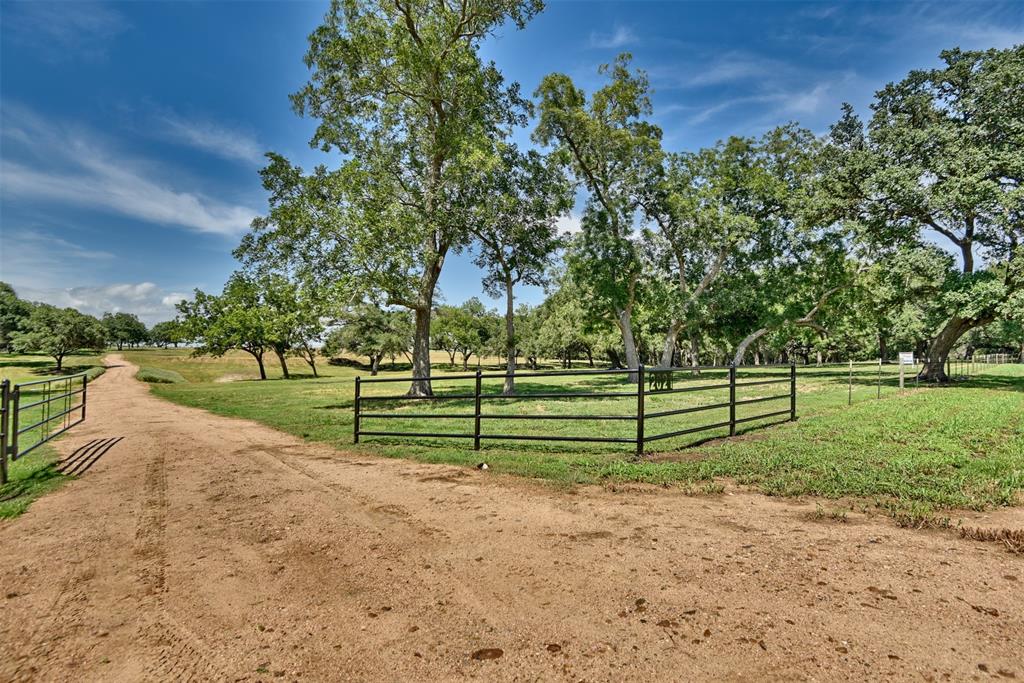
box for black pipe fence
[353,364,797,457]
[0,373,89,484]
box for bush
[136,367,187,384]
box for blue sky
[1,1,1021,324]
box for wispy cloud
[2,1,129,62]
[678,53,776,88]
[589,25,636,49]
[0,230,115,289]
[0,106,258,236]
[155,112,266,164]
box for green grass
[136,367,187,384]
[0,352,106,385]
[0,444,68,519]
[122,349,1024,522]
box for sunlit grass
[122,349,1024,521]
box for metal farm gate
[0,373,89,484]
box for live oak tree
[324,304,413,375]
[469,145,571,393]
[534,53,663,378]
[838,46,1024,381]
[148,320,184,348]
[0,282,32,352]
[101,312,148,350]
[240,0,541,396]
[177,274,275,380]
[432,299,494,370]
[638,138,765,367]
[12,304,105,371]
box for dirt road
[0,355,1021,681]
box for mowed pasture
[123,348,1024,525]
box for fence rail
[353,364,797,456]
[0,373,89,484]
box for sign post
[898,352,915,392]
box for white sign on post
[899,352,915,365]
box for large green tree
[239,0,541,395]
[839,47,1024,380]
[470,145,571,392]
[12,304,105,371]
[177,274,274,380]
[102,312,149,350]
[0,282,32,352]
[324,304,412,375]
[534,54,662,377]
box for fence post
[1,379,8,485]
[790,363,797,421]
[353,376,361,444]
[10,387,19,461]
[848,359,853,405]
[474,370,482,451]
[728,363,737,436]
[636,365,645,458]
[81,375,88,421]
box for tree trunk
[918,315,992,382]
[371,354,381,376]
[733,328,769,366]
[615,306,640,380]
[877,332,888,363]
[55,353,64,371]
[275,348,290,379]
[409,306,432,396]
[689,336,701,376]
[503,278,516,395]
[659,319,683,367]
[254,353,267,380]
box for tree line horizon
[5,1,1022,394]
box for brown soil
[1,355,1021,682]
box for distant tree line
[0,282,186,370]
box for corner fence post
[473,370,482,451]
[635,365,645,457]
[728,363,737,436]
[353,376,361,444]
[790,363,797,421]
[1,379,9,485]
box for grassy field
[0,353,107,519]
[121,348,1024,523]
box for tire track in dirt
[133,451,223,681]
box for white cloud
[3,2,128,62]
[556,213,583,235]
[13,282,191,326]
[0,106,258,236]
[156,112,266,164]
[589,25,637,49]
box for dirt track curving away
[0,355,1021,681]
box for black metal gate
[0,373,89,484]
